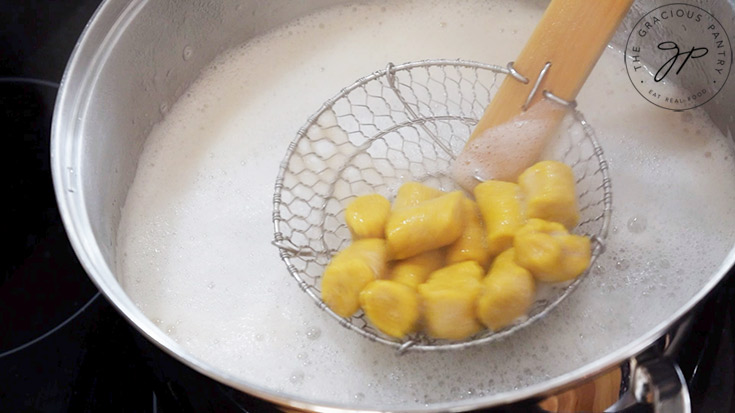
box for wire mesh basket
[272,59,611,352]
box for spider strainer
[272,59,611,353]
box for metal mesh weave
[272,59,611,352]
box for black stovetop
[0,2,275,411]
[1,1,733,412]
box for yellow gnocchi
[320,160,592,341]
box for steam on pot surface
[115,0,735,409]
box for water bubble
[627,216,647,233]
[182,46,193,61]
[354,392,365,401]
[207,281,215,289]
[289,371,304,384]
[306,327,321,340]
[615,259,630,271]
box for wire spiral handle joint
[504,61,577,111]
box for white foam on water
[116,0,735,409]
[453,100,566,187]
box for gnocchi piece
[474,180,526,256]
[513,219,591,282]
[389,250,445,289]
[359,280,421,338]
[425,260,484,285]
[333,238,388,278]
[322,259,376,318]
[476,249,536,330]
[321,239,387,318]
[418,261,484,340]
[393,181,443,210]
[518,160,579,229]
[385,191,465,260]
[446,197,490,267]
[345,194,391,239]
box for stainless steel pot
[52,0,735,411]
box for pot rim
[50,0,735,411]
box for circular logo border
[624,3,733,111]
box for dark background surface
[1,1,276,411]
[0,1,101,80]
[1,1,733,412]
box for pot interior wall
[74,0,345,276]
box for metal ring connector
[506,61,529,84]
[543,90,578,109]
[589,234,606,254]
[507,61,578,112]
[397,340,416,355]
[272,240,318,257]
[522,62,551,111]
[385,62,396,88]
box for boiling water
[117,0,735,409]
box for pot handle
[606,356,690,413]
[632,357,691,413]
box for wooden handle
[537,367,622,412]
[468,0,634,141]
